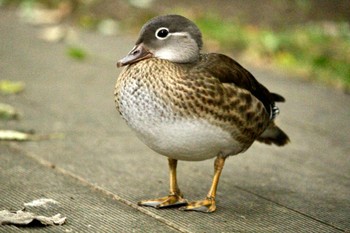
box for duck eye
[155,27,169,39]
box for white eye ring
[155,27,170,40]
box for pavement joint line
[233,185,346,232]
[7,142,193,233]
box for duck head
[117,15,203,67]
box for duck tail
[271,92,285,102]
[257,122,290,146]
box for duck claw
[179,198,216,213]
[138,194,188,209]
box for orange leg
[180,156,226,213]
[138,158,187,208]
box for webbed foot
[138,194,188,209]
[179,197,216,213]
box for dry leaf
[0,130,31,141]
[0,103,20,120]
[24,198,59,208]
[0,80,25,95]
[0,210,66,226]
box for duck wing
[197,53,284,119]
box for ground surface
[0,9,349,233]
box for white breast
[118,83,243,161]
[135,119,243,161]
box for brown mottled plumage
[114,15,289,212]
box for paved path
[1,9,349,232]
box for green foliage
[195,16,350,90]
[195,15,248,52]
[66,46,87,61]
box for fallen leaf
[0,130,31,141]
[0,210,66,226]
[97,19,120,36]
[38,25,79,43]
[24,198,59,208]
[39,25,66,42]
[0,80,25,95]
[0,130,64,141]
[0,103,20,120]
[18,1,72,25]
[128,0,154,9]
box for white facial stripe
[169,32,190,38]
[153,31,198,63]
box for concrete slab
[0,146,180,232]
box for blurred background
[1,0,350,92]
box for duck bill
[117,43,153,67]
